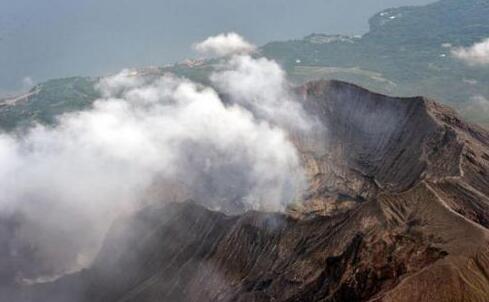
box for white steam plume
[211,55,313,131]
[452,38,489,66]
[194,32,256,57]
[0,35,312,278]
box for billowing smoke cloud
[211,55,312,131]
[0,34,311,280]
[194,32,256,57]
[452,38,489,65]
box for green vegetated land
[260,0,489,124]
[1,0,489,131]
[0,77,99,130]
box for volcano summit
[11,80,489,302]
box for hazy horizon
[0,0,435,96]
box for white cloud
[0,42,313,278]
[1,74,304,215]
[452,38,489,65]
[211,55,314,131]
[194,32,256,57]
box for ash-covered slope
[26,81,489,302]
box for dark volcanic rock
[23,81,489,301]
